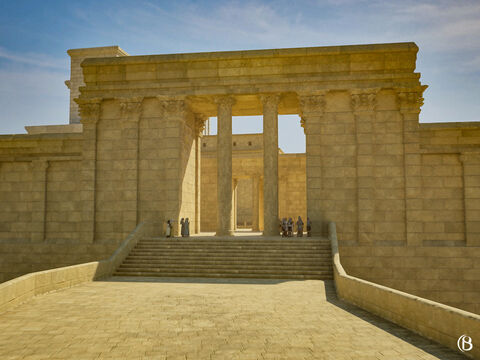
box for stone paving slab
[0,277,468,359]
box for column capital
[300,117,307,135]
[214,95,236,109]
[75,98,102,124]
[119,97,144,122]
[259,93,281,108]
[298,93,326,116]
[157,96,188,115]
[350,89,379,113]
[396,86,428,113]
[194,113,209,137]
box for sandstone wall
[237,178,253,227]
[200,134,306,232]
[66,46,128,124]
[340,245,480,314]
[279,154,307,223]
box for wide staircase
[114,236,333,279]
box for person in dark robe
[180,218,186,237]
[281,218,288,237]
[185,218,190,237]
[296,216,304,237]
[287,218,293,237]
[307,217,312,237]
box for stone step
[139,240,328,246]
[125,253,328,260]
[118,263,331,271]
[113,271,332,280]
[133,245,331,251]
[130,248,329,255]
[122,258,330,266]
[116,235,333,280]
[114,267,332,275]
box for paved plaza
[0,278,466,359]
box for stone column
[215,96,235,236]
[194,115,207,234]
[351,90,378,245]
[76,98,102,243]
[119,97,143,237]
[259,177,264,231]
[233,178,238,231]
[260,94,280,236]
[252,176,260,231]
[398,87,427,246]
[299,94,326,236]
[460,153,480,247]
[31,159,49,242]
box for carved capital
[119,97,143,122]
[300,117,307,135]
[298,94,326,116]
[157,96,187,116]
[351,90,378,112]
[214,95,236,109]
[397,86,427,113]
[195,114,208,137]
[259,94,281,108]
[75,98,102,124]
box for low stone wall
[339,245,480,314]
[0,223,145,314]
[329,222,480,359]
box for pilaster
[299,93,326,236]
[397,86,427,246]
[351,90,378,245]
[157,96,188,236]
[119,97,143,237]
[460,152,480,247]
[30,159,49,242]
[77,98,102,243]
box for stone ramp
[0,278,466,359]
[114,236,333,280]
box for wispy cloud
[0,47,66,70]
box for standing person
[165,220,172,238]
[296,216,304,237]
[307,217,312,237]
[287,218,293,237]
[180,218,186,237]
[185,218,190,237]
[281,218,288,237]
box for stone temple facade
[0,43,479,313]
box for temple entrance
[199,115,306,235]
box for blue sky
[0,0,479,153]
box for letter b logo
[457,335,473,352]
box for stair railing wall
[329,221,480,359]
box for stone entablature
[79,43,421,117]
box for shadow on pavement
[323,281,468,360]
